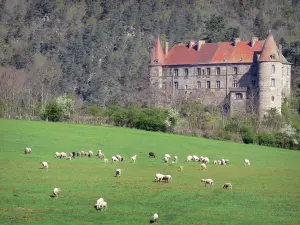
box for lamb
[116,155,122,161]
[112,156,119,163]
[53,188,60,198]
[131,155,137,163]
[149,152,156,158]
[201,178,214,187]
[24,147,31,154]
[163,156,169,163]
[97,150,105,159]
[201,163,207,170]
[244,159,250,166]
[202,157,210,164]
[172,156,178,164]
[55,152,61,158]
[150,213,158,223]
[186,155,193,162]
[103,158,108,163]
[116,168,121,177]
[164,154,171,159]
[223,183,233,189]
[192,155,199,162]
[41,161,48,171]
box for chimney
[251,37,258,47]
[189,40,195,49]
[278,44,282,53]
[197,40,205,51]
[165,42,169,55]
[234,37,240,46]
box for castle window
[216,81,220,89]
[271,96,275,101]
[207,81,211,88]
[272,65,275,73]
[216,67,221,75]
[202,69,205,75]
[169,69,172,76]
[271,78,275,87]
[197,68,201,76]
[233,79,238,88]
[235,93,243,100]
[197,81,201,89]
[252,80,256,87]
[184,68,189,77]
[174,69,178,77]
[233,67,238,75]
[207,68,211,75]
[174,82,178,89]
[185,84,188,89]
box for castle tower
[149,39,165,88]
[258,32,283,118]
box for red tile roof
[152,39,165,65]
[258,33,280,62]
[154,34,290,66]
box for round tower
[149,39,165,88]
[258,33,282,118]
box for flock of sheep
[25,146,251,223]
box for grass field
[0,119,300,225]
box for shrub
[257,132,275,146]
[42,100,62,122]
[240,126,255,144]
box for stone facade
[149,33,291,117]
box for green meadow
[0,119,299,225]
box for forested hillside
[0,0,299,115]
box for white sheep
[223,183,233,189]
[155,173,164,182]
[186,155,193,162]
[60,152,67,158]
[98,150,105,159]
[103,158,108,163]
[131,155,137,163]
[150,213,159,223]
[24,147,31,154]
[116,168,121,177]
[116,154,122,161]
[95,198,105,209]
[55,152,61,158]
[164,154,171,159]
[221,159,226,165]
[201,163,207,170]
[66,156,72,161]
[112,156,119,163]
[97,201,107,211]
[192,155,199,162]
[244,159,250,166]
[201,178,214,187]
[162,175,172,182]
[41,161,48,171]
[88,150,93,157]
[53,188,60,198]
[202,157,210,164]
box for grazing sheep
[192,155,199,162]
[201,163,207,170]
[150,213,158,223]
[223,183,233,189]
[41,161,48,170]
[131,155,137,163]
[71,152,76,158]
[221,159,226,165]
[213,160,218,164]
[60,152,67,158]
[179,166,184,171]
[112,156,119,163]
[163,156,169,163]
[95,198,105,209]
[88,150,93,157]
[53,188,60,198]
[77,152,81,157]
[186,155,193,162]
[172,156,178,163]
[97,150,105,159]
[161,175,172,183]
[149,152,156,158]
[201,178,214,187]
[81,151,85,156]
[165,154,171,159]
[244,159,250,166]
[116,169,121,177]
[103,158,108,163]
[154,173,164,182]
[55,152,61,158]
[202,157,210,164]
[66,156,72,161]
[116,155,122,161]
[225,159,229,164]
[24,147,31,154]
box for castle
[149,33,291,117]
